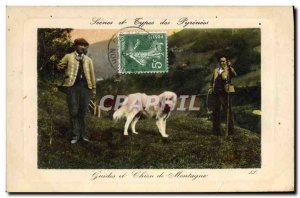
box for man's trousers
[212,90,234,136]
[66,84,92,140]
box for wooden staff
[226,65,231,136]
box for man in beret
[208,55,237,136]
[57,38,96,144]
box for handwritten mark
[248,170,257,174]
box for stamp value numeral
[152,60,162,69]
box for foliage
[232,105,261,133]
[37,28,74,84]
[169,29,260,53]
[168,28,261,75]
[97,67,210,99]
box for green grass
[233,105,261,133]
[233,69,261,88]
[38,84,261,169]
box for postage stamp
[118,32,168,74]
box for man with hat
[57,38,96,144]
[208,55,237,136]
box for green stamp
[118,32,168,74]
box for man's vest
[209,67,237,92]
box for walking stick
[226,92,230,136]
[226,66,231,136]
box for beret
[74,38,89,46]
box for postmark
[107,26,146,72]
[118,32,168,74]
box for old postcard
[6,6,294,192]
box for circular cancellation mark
[107,26,150,72]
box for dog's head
[159,91,177,112]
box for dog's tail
[113,106,127,121]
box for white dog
[113,91,177,138]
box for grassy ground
[38,84,261,169]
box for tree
[37,28,74,84]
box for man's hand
[91,89,97,100]
[224,65,229,72]
[224,60,232,73]
[208,88,213,94]
[227,60,232,68]
[57,64,65,70]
